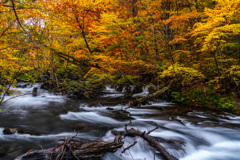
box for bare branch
[147,127,159,134]
[10,0,48,60]
[0,20,16,38]
[121,141,137,153]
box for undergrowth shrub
[171,86,237,112]
[159,64,205,88]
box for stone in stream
[3,127,42,135]
[106,107,114,110]
[3,128,18,134]
[32,87,38,97]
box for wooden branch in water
[147,126,159,134]
[125,128,178,160]
[16,125,178,160]
[15,135,124,160]
[129,80,173,108]
[121,141,137,153]
[111,126,178,160]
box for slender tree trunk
[36,49,40,72]
[213,51,220,76]
[131,0,138,18]
[50,27,54,81]
[152,24,161,65]
[146,0,161,65]
[214,40,222,76]
[73,10,93,55]
[236,35,240,65]
[194,0,199,10]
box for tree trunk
[50,26,55,81]
[236,35,240,65]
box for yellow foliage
[208,65,240,91]
[193,0,240,53]
[159,64,205,86]
[223,65,240,86]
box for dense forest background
[0,0,240,112]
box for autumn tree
[192,0,240,75]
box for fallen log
[129,80,173,108]
[125,128,178,160]
[15,135,123,160]
[111,127,178,160]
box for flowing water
[0,83,240,160]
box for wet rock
[106,107,115,110]
[115,86,123,92]
[113,109,131,116]
[32,87,38,97]
[66,92,84,99]
[123,85,134,95]
[111,84,144,95]
[3,128,18,134]
[148,85,157,94]
[123,85,143,95]
[133,85,143,94]
[3,127,42,135]
[106,107,131,116]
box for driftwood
[15,135,123,160]
[129,80,173,108]
[126,128,178,160]
[112,127,178,160]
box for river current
[0,83,240,160]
